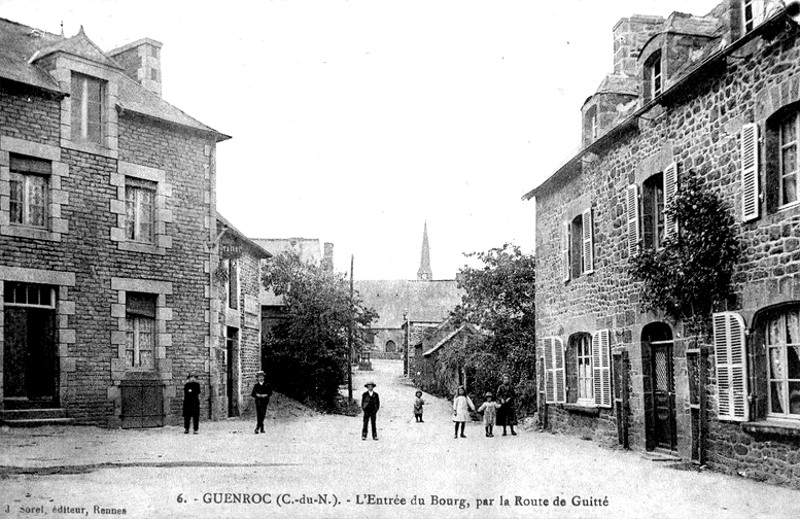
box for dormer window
[651,55,662,98]
[71,73,104,144]
[743,0,755,33]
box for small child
[413,390,425,422]
[477,392,501,437]
[453,386,475,438]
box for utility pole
[347,254,354,401]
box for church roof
[354,279,463,329]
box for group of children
[413,385,515,438]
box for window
[643,52,663,102]
[562,208,594,282]
[125,293,156,369]
[651,56,662,98]
[385,340,396,353]
[765,310,800,418]
[70,73,104,144]
[125,178,155,243]
[575,334,594,404]
[570,215,584,279]
[779,111,799,207]
[9,155,49,229]
[642,173,665,249]
[224,258,239,310]
[565,330,612,408]
[743,0,755,33]
[3,282,56,309]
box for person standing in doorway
[361,382,380,440]
[183,373,201,434]
[251,371,272,434]
[496,374,518,436]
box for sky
[1,0,720,280]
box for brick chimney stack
[108,38,163,97]
[322,242,334,271]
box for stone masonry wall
[1,77,216,426]
[535,20,800,488]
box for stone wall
[0,78,216,427]
[534,11,800,488]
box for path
[1,360,799,519]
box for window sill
[563,403,601,416]
[62,138,118,159]
[742,419,800,439]
[1,225,61,242]
[117,241,165,255]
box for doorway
[225,326,239,417]
[3,283,58,408]
[643,323,676,451]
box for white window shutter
[592,329,612,407]
[554,337,566,403]
[741,123,760,222]
[663,162,678,237]
[753,0,765,26]
[562,221,570,282]
[582,208,594,274]
[713,312,749,422]
[626,184,640,257]
[543,337,555,404]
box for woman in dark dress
[496,374,517,436]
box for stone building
[413,319,480,397]
[0,18,227,427]
[354,223,462,369]
[211,214,271,420]
[525,0,800,487]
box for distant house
[414,320,481,397]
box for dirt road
[1,359,799,519]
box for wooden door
[651,342,676,450]
[3,307,57,405]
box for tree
[630,175,741,339]
[262,252,377,408]
[447,244,537,412]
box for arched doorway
[642,322,676,451]
[385,340,396,353]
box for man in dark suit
[361,382,380,441]
[183,373,201,434]
[251,370,272,434]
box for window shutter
[582,208,594,274]
[663,162,678,237]
[543,337,555,404]
[713,312,749,422]
[626,184,640,257]
[554,337,566,403]
[562,221,570,282]
[741,123,759,222]
[592,329,612,407]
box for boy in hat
[361,382,380,440]
[183,373,201,434]
[251,371,272,434]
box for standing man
[251,370,272,434]
[183,373,201,434]
[361,382,380,441]
[496,374,518,436]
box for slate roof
[0,17,228,140]
[354,279,463,329]
[216,213,272,259]
[422,323,480,357]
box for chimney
[613,15,664,76]
[322,242,334,271]
[108,38,163,97]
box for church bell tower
[417,221,432,281]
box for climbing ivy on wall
[630,174,741,338]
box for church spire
[417,221,432,281]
